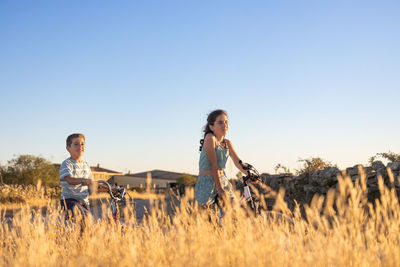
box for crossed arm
[63,176,110,193]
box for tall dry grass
[0,170,399,267]
[0,183,60,207]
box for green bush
[177,173,197,186]
[295,157,337,176]
[369,151,400,164]
[274,163,292,174]
[1,155,59,186]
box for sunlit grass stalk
[0,170,399,266]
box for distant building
[108,169,197,190]
[54,163,122,181]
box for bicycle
[214,161,295,226]
[54,181,134,239]
[96,180,135,223]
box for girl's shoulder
[223,138,232,149]
[203,133,218,148]
[224,138,231,144]
[204,132,216,142]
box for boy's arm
[61,160,117,192]
[64,176,93,186]
[64,176,113,194]
[60,160,93,186]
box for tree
[2,155,59,186]
[0,165,4,184]
[295,157,337,176]
[369,151,400,164]
[274,163,292,174]
[177,173,197,186]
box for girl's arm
[226,139,249,175]
[203,134,224,193]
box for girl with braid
[195,109,248,207]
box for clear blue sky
[1,0,399,176]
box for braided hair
[199,109,228,151]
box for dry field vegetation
[0,183,60,208]
[1,171,399,267]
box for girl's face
[210,114,229,138]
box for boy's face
[66,137,85,160]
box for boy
[60,133,101,219]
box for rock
[387,162,400,171]
[367,171,377,179]
[376,168,388,178]
[303,184,314,192]
[257,162,400,214]
[319,176,337,187]
[319,187,328,194]
[308,167,340,187]
[309,173,319,184]
[325,167,341,177]
[367,177,377,185]
[363,167,373,175]
[296,173,307,182]
[371,161,385,171]
[346,167,358,176]
[289,183,295,191]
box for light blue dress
[195,144,235,206]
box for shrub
[0,184,61,203]
[1,155,59,186]
[177,173,197,186]
[369,151,400,164]
[295,157,337,175]
[274,163,292,174]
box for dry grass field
[1,171,399,267]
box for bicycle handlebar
[239,160,262,184]
[239,160,253,171]
[97,180,126,202]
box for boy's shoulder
[61,158,72,166]
[61,158,89,167]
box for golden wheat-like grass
[0,171,399,267]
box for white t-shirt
[60,158,93,205]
